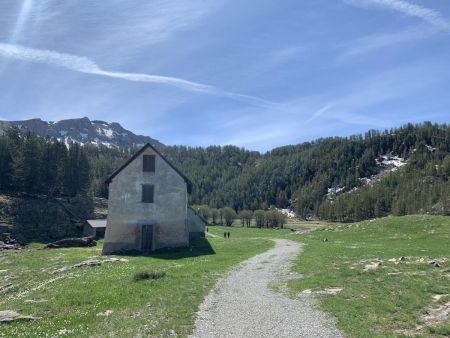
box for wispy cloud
[0,42,277,108]
[10,0,34,43]
[145,57,450,151]
[345,0,450,32]
[307,103,333,122]
[106,1,222,48]
[337,24,437,61]
[312,59,450,126]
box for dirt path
[190,239,342,338]
[206,232,220,238]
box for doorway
[140,224,153,253]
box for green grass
[2,216,449,337]
[288,215,450,337]
[213,218,335,232]
[133,269,166,281]
[0,237,272,337]
[210,216,450,337]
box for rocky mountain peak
[0,117,163,149]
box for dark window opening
[142,184,154,203]
[143,155,156,172]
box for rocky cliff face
[0,117,163,148]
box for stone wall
[187,207,206,240]
[103,147,189,254]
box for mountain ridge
[0,117,163,149]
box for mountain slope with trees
[0,121,448,236]
[165,122,449,221]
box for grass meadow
[210,215,450,337]
[1,215,449,337]
[0,237,272,337]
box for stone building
[102,143,205,254]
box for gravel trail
[190,239,342,338]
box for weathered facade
[102,143,205,254]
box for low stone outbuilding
[84,220,107,239]
[102,143,206,254]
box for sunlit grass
[0,237,272,337]
[210,215,450,337]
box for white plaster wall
[187,208,206,234]
[103,147,189,254]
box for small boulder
[0,284,13,293]
[44,236,96,249]
[0,310,40,322]
[74,260,102,268]
[97,310,113,317]
[363,261,383,272]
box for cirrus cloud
[0,42,277,108]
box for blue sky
[0,0,449,151]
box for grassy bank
[289,215,450,337]
[209,216,450,337]
[0,237,272,337]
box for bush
[254,210,266,228]
[238,210,253,227]
[221,207,237,226]
[133,269,166,281]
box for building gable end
[104,143,192,193]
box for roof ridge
[105,143,192,193]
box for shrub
[133,269,166,281]
[221,207,237,226]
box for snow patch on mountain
[327,153,407,200]
[326,186,345,200]
[96,127,114,138]
[375,154,406,169]
[277,208,296,218]
[426,145,436,152]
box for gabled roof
[188,206,209,224]
[104,143,192,193]
[87,220,107,228]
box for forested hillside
[164,122,449,221]
[0,122,449,224]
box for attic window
[142,184,154,203]
[143,155,155,172]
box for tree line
[1,121,448,225]
[0,129,91,198]
[168,122,449,222]
[0,128,133,199]
[192,205,287,228]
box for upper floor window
[143,155,155,172]
[142,184,154,203]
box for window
[142,184,154,203]
[143,155,155,172]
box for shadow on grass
[112,237,216,260]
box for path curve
[190,239,342,338]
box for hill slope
[0,120,448,222]
[162,122,449,221]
